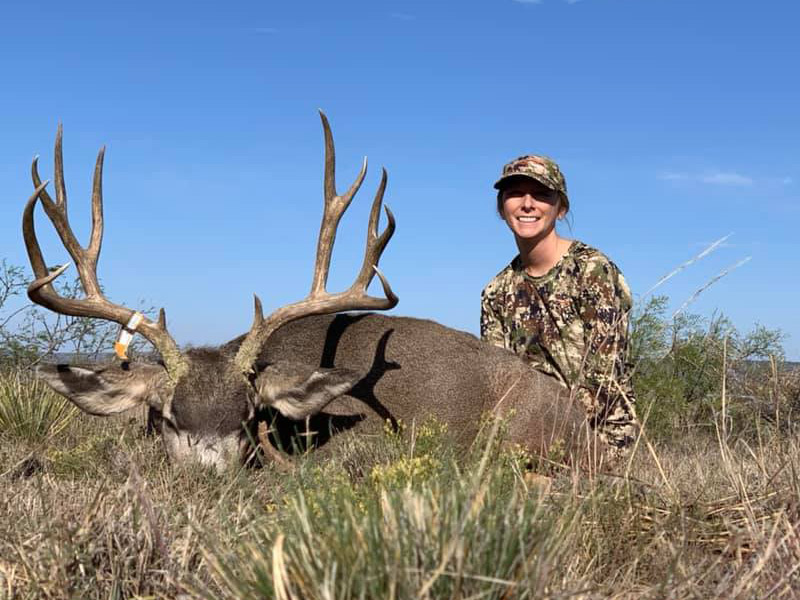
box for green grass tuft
[0,370,77,442]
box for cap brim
[493,173,553,191]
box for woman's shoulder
[566,240,632,303]
[567,240,625,277]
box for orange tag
[114,312,144,360]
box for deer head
[24,113,397,470]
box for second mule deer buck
[25,113,599,471]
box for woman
[480,155,638,455]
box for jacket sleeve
[480,285,506,349]
[574,258,638,445]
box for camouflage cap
[493,155,568,200]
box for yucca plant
[0,369,76,442]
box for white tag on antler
[114,312,144,360]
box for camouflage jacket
[480,241,637,436]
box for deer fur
[247,313,593,457]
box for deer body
[25,114,596,472]
[250,313,589,457]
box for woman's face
[500,178,565,242]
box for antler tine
[23,181,53,283]
[31,124,68,212]
[234,114,398,376]
[251,295,265,329]
[311,110,367,296]
[87,146,106,270]
[32,148,83,277]
[24,129,189,383]
[54,123,68,210]
[350,167,397,305]
[321,110,337,205]
[31,130,104,298]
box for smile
[517,216,540,223]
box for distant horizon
[1,0,797,359]
[43,349,800,370]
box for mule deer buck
[24,113,598,471]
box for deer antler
[234,111,398,375]
[24,125,189,383]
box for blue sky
[1,0,798,358]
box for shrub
[630,295,791,440]
[1,259,157,369]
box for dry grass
[1,373,800,599]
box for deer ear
[254,362,362,420]
[35,362,169,416]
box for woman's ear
[557,197,568,220]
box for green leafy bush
[630,295,791,439]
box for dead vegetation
[1,297,799,599]
[1,377,800,599]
